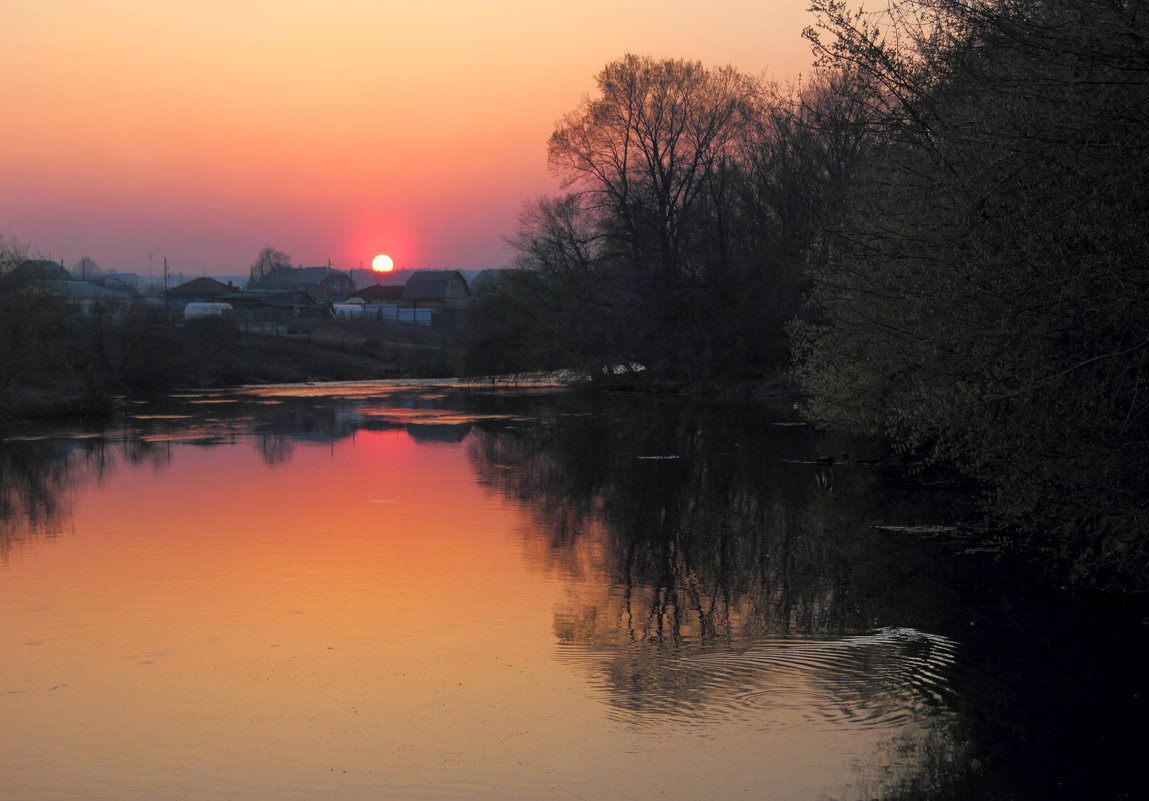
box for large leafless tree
[482,55,837,380]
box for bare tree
[248,246,291,288]
[549,54,762,283]
[0,234,29,284]
[72,256,101,280]
[476,56,846,380]
[540,56,771,378]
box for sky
[2,1,815,278]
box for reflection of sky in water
[0,428,949,800]
[359,408,518,426]
[6,384,1127,801]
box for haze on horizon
[1,0,814,278]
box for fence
[333,304,432,326]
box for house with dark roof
[351,284,404,303]
[4,259,72,288]
[400,270,470,310]
[94,273,147,295]
[38,281,133,323]
[166,277,236,311]
[253,266,355,302]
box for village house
[219,289,330,324]
[37,281,134,323]
[93,273,148,295]
[350,284,404,304]
[5,259,72,285]
[165,276,236,312]
[1,261,139,323]
[253,266,355,302]
[400,270,470,311]
[162,267,474,329]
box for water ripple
[578,627,959,732]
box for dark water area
[1,382,1145,800]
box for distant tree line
[459,0,1148,588]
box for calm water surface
[1,382,1145,800]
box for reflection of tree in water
[0,436,172,559]
[257,432,295,466]
[468,396,969,796]
[469,397,899,646]
[0,440,77,557]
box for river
[1,382,1144,800]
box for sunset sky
[2,1,814,278]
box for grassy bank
[0,316,452,423]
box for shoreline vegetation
[0,320,438,424]
[0,323,798,425]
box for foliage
[454,267,570,377]
[791,0,1149,589]
[0,236,79,406]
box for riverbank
[0,330,406,424]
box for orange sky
[1,1,815,277]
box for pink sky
[1,1,814,278]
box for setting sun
[372,254,394,272]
